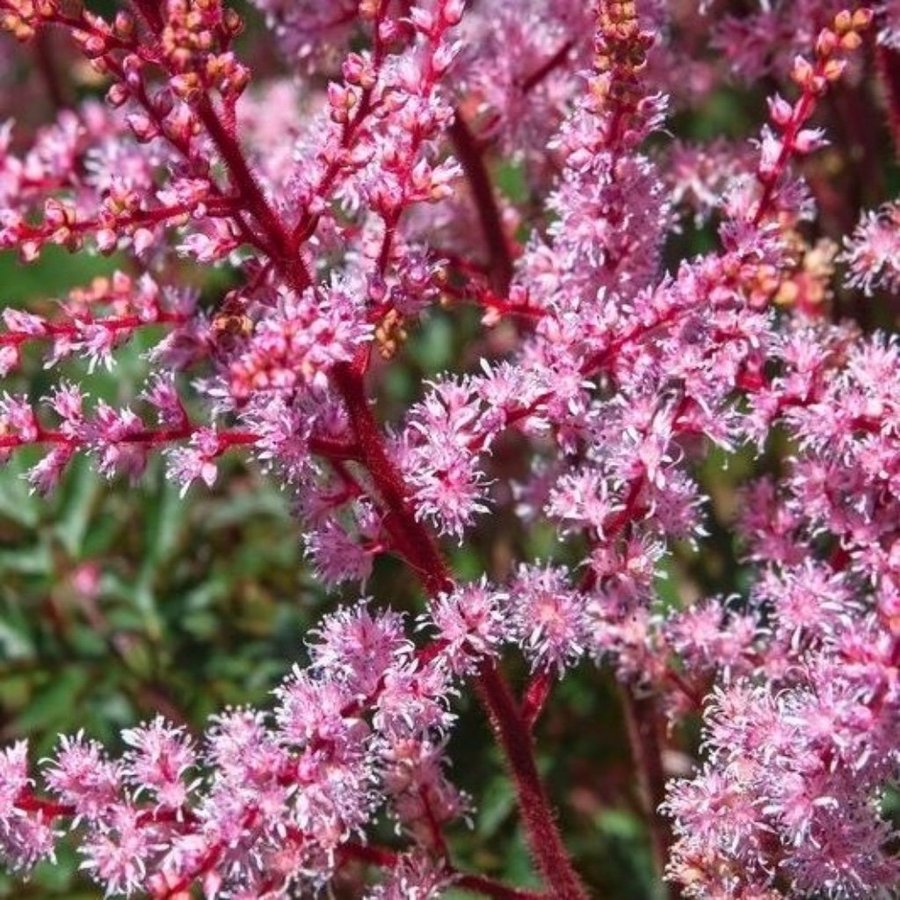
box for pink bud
[768,94,793,127]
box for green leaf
[52,457,100,557]
[495,161,529,204]
[0,614,34,660]
[0,247,122,305]
[0,542,53,574]
[14,665,91,732]
[0,456,41,528]
[476,775,516,839]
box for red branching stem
[448,111,515,293]
[289,0,392,250]
[663,668,704,711]
[602,475,648,538]
[331,357,453,596]
[0,311,187,347]
[441,282,545,323]
[83,0,298,273]
[340,841,548,900]
[454,873,548,900]
[340,840,400,868]
[476,662,588,900]
[81,59,266,257]
[330,358,586,893]
[521,40,575,95]
[155,842,223,899]
[309,437,362,462]
[15,790,198,829]
[751,49,836,227]
[0,426,257,452]
[195,97,312,290]
[420,784,451,859]
[33,30,67,108]
[14,792,74,818]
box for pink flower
[506,565,587,673]
[841,202,900,295]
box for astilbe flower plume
[0,0,898,898]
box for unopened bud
[852,8,874,30]
[791,55,814,88]
[816,29,838,57]
[833,10,853,34]
[823,58,847,82]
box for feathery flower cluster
[0,0,898,898]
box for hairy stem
[619,687,677,898]
[477,663,589,900]
[449,112,514,293]
[876,46,900,156]
[331,359,586,897]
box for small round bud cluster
[162,0,248,102]
[792,8,874,91]
[591,1,656,108]
[0,0,57,41]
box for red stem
[476,663,588,900]
[195,98,312,291]
[448,112,514,293]
[0,311,187,347]
[619,689,678,899]
[752,60,824,227]
[340,842,546,899]
[331,358,453,596]
[876,45,900,155]
[331,358,585,895]
[521,670,554,731]
[33,31,67,109]
[455,873,548,900]
[521,41,575,95]
[0,426,257,451]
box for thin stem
[341,842,547,900]
[456,873,547,900]
[521,41,574,95]
[33,31,67,109]
[448,112,514,293]
[876,46,900,156]
[195,97,312,291]
[477,663,589,900]
[331,358,453,596]
[619,688,677,898]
